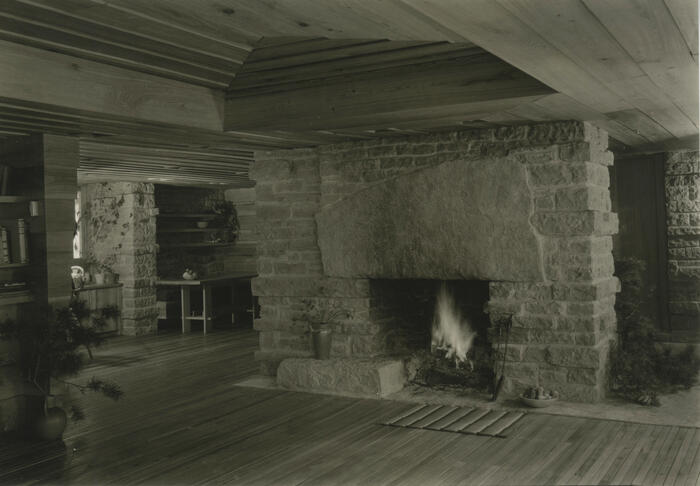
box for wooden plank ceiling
[0,0,696,188]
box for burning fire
[431,283,476,369]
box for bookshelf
[0,196,30,203]
[0,167,35,307]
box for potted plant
[98,262,118,285]
[0,298,123,440]
[81,255,117,286]
[296,300,352,360]
[210,200,239,244]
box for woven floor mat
[383,404,525,438]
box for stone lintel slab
[276,358,406,398]
[317,157,543,281]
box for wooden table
[156,273,256,334]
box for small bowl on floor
[520,395,558,408]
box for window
[73,190,82,258]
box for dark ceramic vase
[34,407,67,441]
[311,328,332,360]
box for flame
[431,283,476,367]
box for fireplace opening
[370,279,494,392]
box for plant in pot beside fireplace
[0,299,123,440]
[296,300,352,360]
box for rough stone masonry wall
[250,151,375,374]
[82,182,158,335]
[482,125,619,402]
[252,121,619,402]
[665,151,700,335]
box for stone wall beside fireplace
[251,121,619,402]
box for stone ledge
[276,358,406,398]
[254,350,312,376]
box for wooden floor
[1,328,698,486]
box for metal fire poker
[491,314,513,401]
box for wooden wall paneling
[326,96,546,134]
[0,40,224,131]
[604,74,698,139]
[353,0,471,42]
[664,0,699,62]
[225,55,554,131]
[494,0,697,140]
[232,42,483,92]
[240,39,453,74]
[0,14,235,88]
[582,0,699,123]
[243,38,396,67]
[610,154,670,331]
[0,98,322,152]
[0,0,247,73]
[18,0,254,59]
[42,134,78,303]
[606,109,675,144]
[107,0,455,43]
[400,0,628,113]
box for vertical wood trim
[654,153,671,332]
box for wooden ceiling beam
[0,39,225,131]
[225,55,554,132]
[400,0,697,147]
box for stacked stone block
[487,124,618,402]
[665,151,700,334]
[252,121,619,401]
[251,150,377,374]
[82,182,158,335]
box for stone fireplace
[251,121,619,402]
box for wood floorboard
[648,426,691,486]
[596,422,645,485]
[529,418,608,486]
[1,328,697,486]
[251,404,416,486]
[635,425,679,485]
[191,399,382,485]
[579,421,639,485]
[489,414,576,486]
[609,423,660,485]
[499,415,587,486]
[672,428,700,486]
[147,395,368,485]
[664,427,697,486]
[619,424,669,486]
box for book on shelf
[0,165,8,196]
[0,226,8,264]
[17,219,28,264]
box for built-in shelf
[159,228,219,234]
[0,195,30,203]
[0,290,33,305]
[158,213,217,219]
[74,283,123,292]
[159,242,235,249]
[0,262,31,269]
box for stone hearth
[251,121,619,402]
